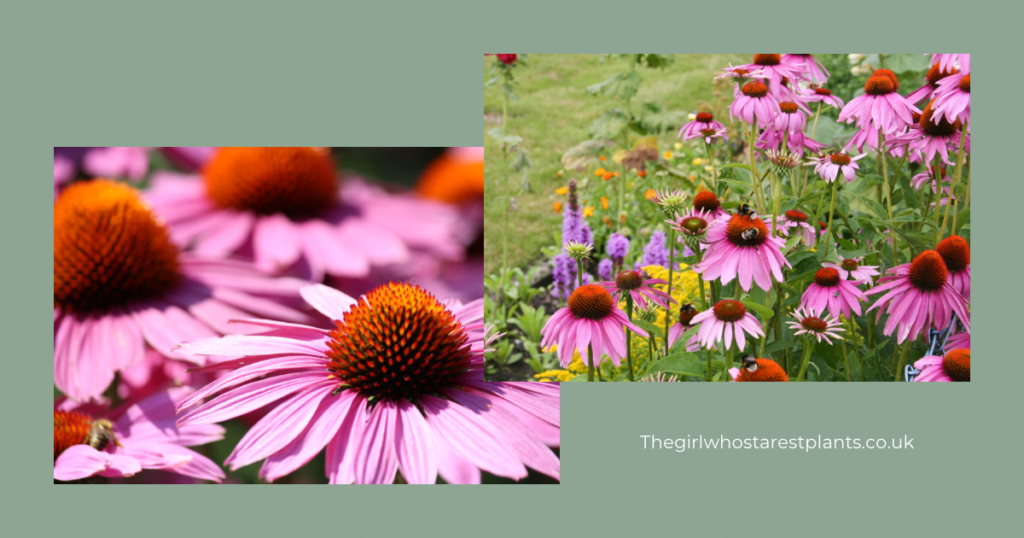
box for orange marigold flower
[594,168,607,176]
[644,189,657,201]
[602,172,614,181]
[553,201,563,213]
[599,156,606,161]
[601,196,609,210]
[638,170,647,178]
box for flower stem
[797,337,815,382]
[840,338,853,382]
[822,177,839,253]
[893,343,910,382]
[587,344,595,383]
[725,346,734,380]
[940,125,969,239]
[748,114,765,214]
[931,154,942,244]
[694,247,707,310]
[704,141,717,191]
[964,154,971,208]
[706,349,713,382]
[576,259,583,289]
[878,132,898,263]
[664,230,676,356]
[625,295,635,382]
[811,102,823,139]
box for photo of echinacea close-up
[53,147,560,484]
[484,53,970,383]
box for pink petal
[300,284,358,321]
[253,214,302,273]
[420,395,527,480]
[394,401,438,484]
[225,381,335,470]
[350,401,398,484]
[177,371,330,426]
[54,445,112,481]
[261,390,358,483]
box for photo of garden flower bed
[484,54,970,383]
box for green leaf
[954,208,970,236]
[764,340,798,355]
[638,104,689,135]
[897,173,920,210]
[741,299,774,321]
[634,319,664,338]
[885,54,931,75]
[848,191,889,221]
[487,128,523,148]
[586,71,642,101]
[589,109,630,140]
[512,147,531,172]
[646,352,705,378]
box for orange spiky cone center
[568,284,615,320]
[908,250,949,291]
[713,300,747,322]
[942,349,970,381]
[325,282,473,402]
[736,359,789,381]
[936,235,970,273]
[725,214,768,247]
[203,147,337,217]
[54,180,181,314]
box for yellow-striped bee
[736,203,757,218]
[741,354,758,372]
[85,419,121,451]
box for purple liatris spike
[606,233,629,262]
[642,230,669,268]
[597,258,613,282]
[552,253,578,298]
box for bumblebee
[740,228,759,241]
[736,203,757,218]
[680,303,697,314]
[85,419,121,452]
[741,354,758,372]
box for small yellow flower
[534,369,577,382]
[556,186,569,196]
[594,168,607,176]
[664,151,673,160]
[583,206,595,218]
[692,158,704,166]
[687,113,697,121]
[705,165,714,172]
[601,196,609,210]
[674,143,683,150]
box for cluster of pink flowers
[53,146,560,483]
[540,54,971,383]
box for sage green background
[3,0,1013,537]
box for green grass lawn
[483,54,751,275]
